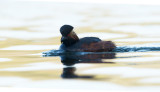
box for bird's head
[60,25,79,46]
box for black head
[60,25,79,47]
[60,25,73,36]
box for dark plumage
[59,25,116,52]
[60,25,73,36]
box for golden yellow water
[0,1,160,91]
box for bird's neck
[62,37,79,47]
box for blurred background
[0,0,160,92]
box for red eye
[67,33,70,37]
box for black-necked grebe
[59,25,116,52]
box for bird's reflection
[61,67,94,79]
[60,52,116,79]
[43,50,116,79]
[60,52,115,66]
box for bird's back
[60,37,116,52]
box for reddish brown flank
[81,41,116,52]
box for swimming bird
[59,25,116,52]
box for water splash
[42,46,160,57]
[114,46,160,52]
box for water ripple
[43,46,160,56]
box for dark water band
[43,46,160,57]
[114,46,160,52]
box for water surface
[0,1,160,92]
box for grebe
[59,25,116,52]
